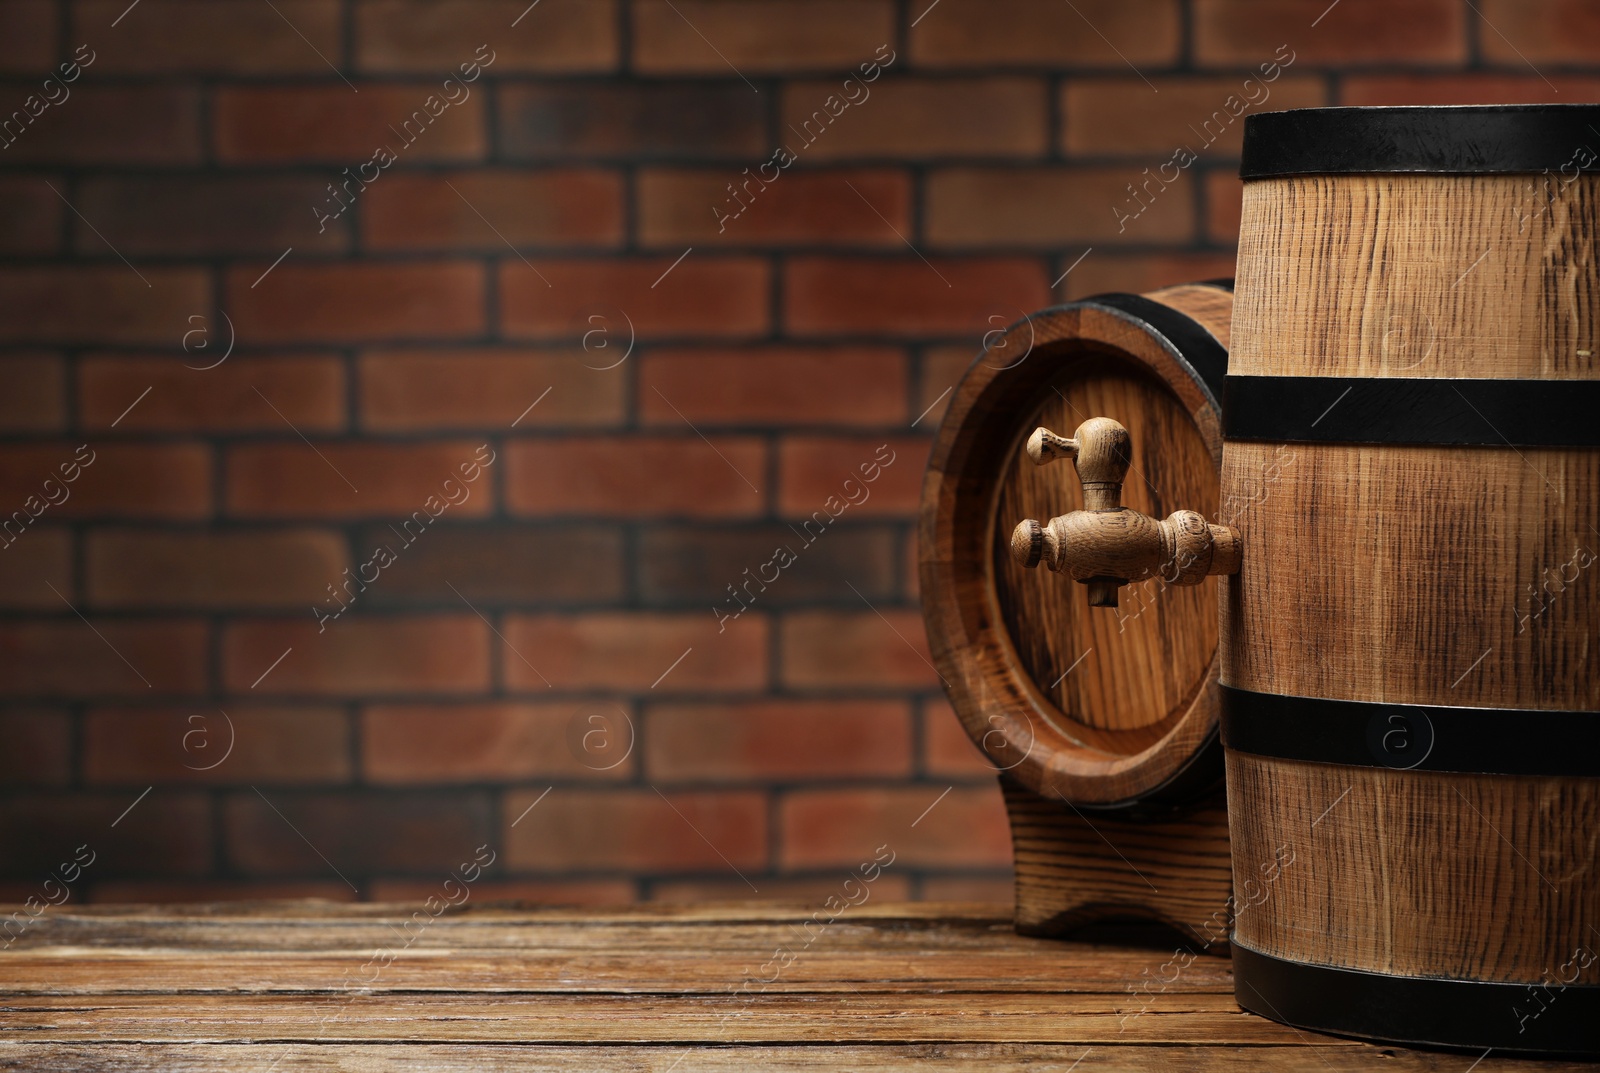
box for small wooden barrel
[920,283,1237,943]
[1224,105,1600,1055]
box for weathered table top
[0,901,1588,1071]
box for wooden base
[1000,776,1234,949]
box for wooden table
[0,901,1590,1071]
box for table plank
[0,992,1308,1045]
[0,950,1234,995]
[1,902,1590,1072]
[2,901,1234,995]
[0,1044,1583,1073]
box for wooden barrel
[1223,105,1600,1055]
[920,282,1238,941]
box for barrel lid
[918,284,1231,809]
[1241,104,1600,178]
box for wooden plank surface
[0,901,1591,1071]
[0,1044,1577,1073]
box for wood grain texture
[7,1044,1595,1073]
[1003,779,1234,947]
[920,284,1231,805]
[0,901,1230,995]
[1154,283,1235,353]
[1224,164,1600,1014]
[1231,175,1600,379]
[2,902,1596,1071]
[1227,753,1600,985]
[0,991,1303,1044]
[1221,442,1600,710]
[991,365,1219,747]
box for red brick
[0,268,209,346]
[919,874,1013,904]
[215,86,485,164]
[0,178,61,254]
[1339,74,1600,106]
[505,436,765,518]
[921,696,994,778]
[80,355,346,433]
[501,257,768,340]
[225,790,491,875]
[0,443,212,520]
[360,349,625,430]
[1060,251,1238,301]
[0,710,72,786]
[222,616,491,696]
[637,168,909,247]
[88,880,356,903]
[640,523,899,607]
[362,702,637,783]
[639,347,906,427]
[228,438,486,518]
[910,0,1179,68]
[356,0,616,73]
[779,786,1010,869]
[632,0,895,73]
[0,88,202,164]
[85,530,347,610]
[780,610,940,689]
[84,706,351,784]
[777,435,927,518]
[926,168,1196,248]
[73,0,341,73]
[499,83,766,160]
[650,873,914,902]
[367,878,634,905]
[0,794,212,876]
[646,700,912,781]
[229,263,485,345]
[0,0,55,71]
[76,176,348,255]
[505,789,767,872]
[503,612,769,692]
[0,354,65,432]
[0,619,208,697]
[354,523,627,606]
[786,257,1051,337]
[1476,0,1600,64]
[1205,170,1243,244]
[1194,0,1464,66]
[1062,76,1326,157]
[363,170,623,251]
[780,77,1048,160]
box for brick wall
[1,0,1597,905]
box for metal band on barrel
[1241,104,1600,178]
[1232,943,1600,1056]
[1221,684,1600,777]
[1222,375,1600,447]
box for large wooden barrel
[920,282,1238,941]
[1223,105,1600,1055]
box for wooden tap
[1010,417,1241,607]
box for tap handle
[1011,417,1240,607]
